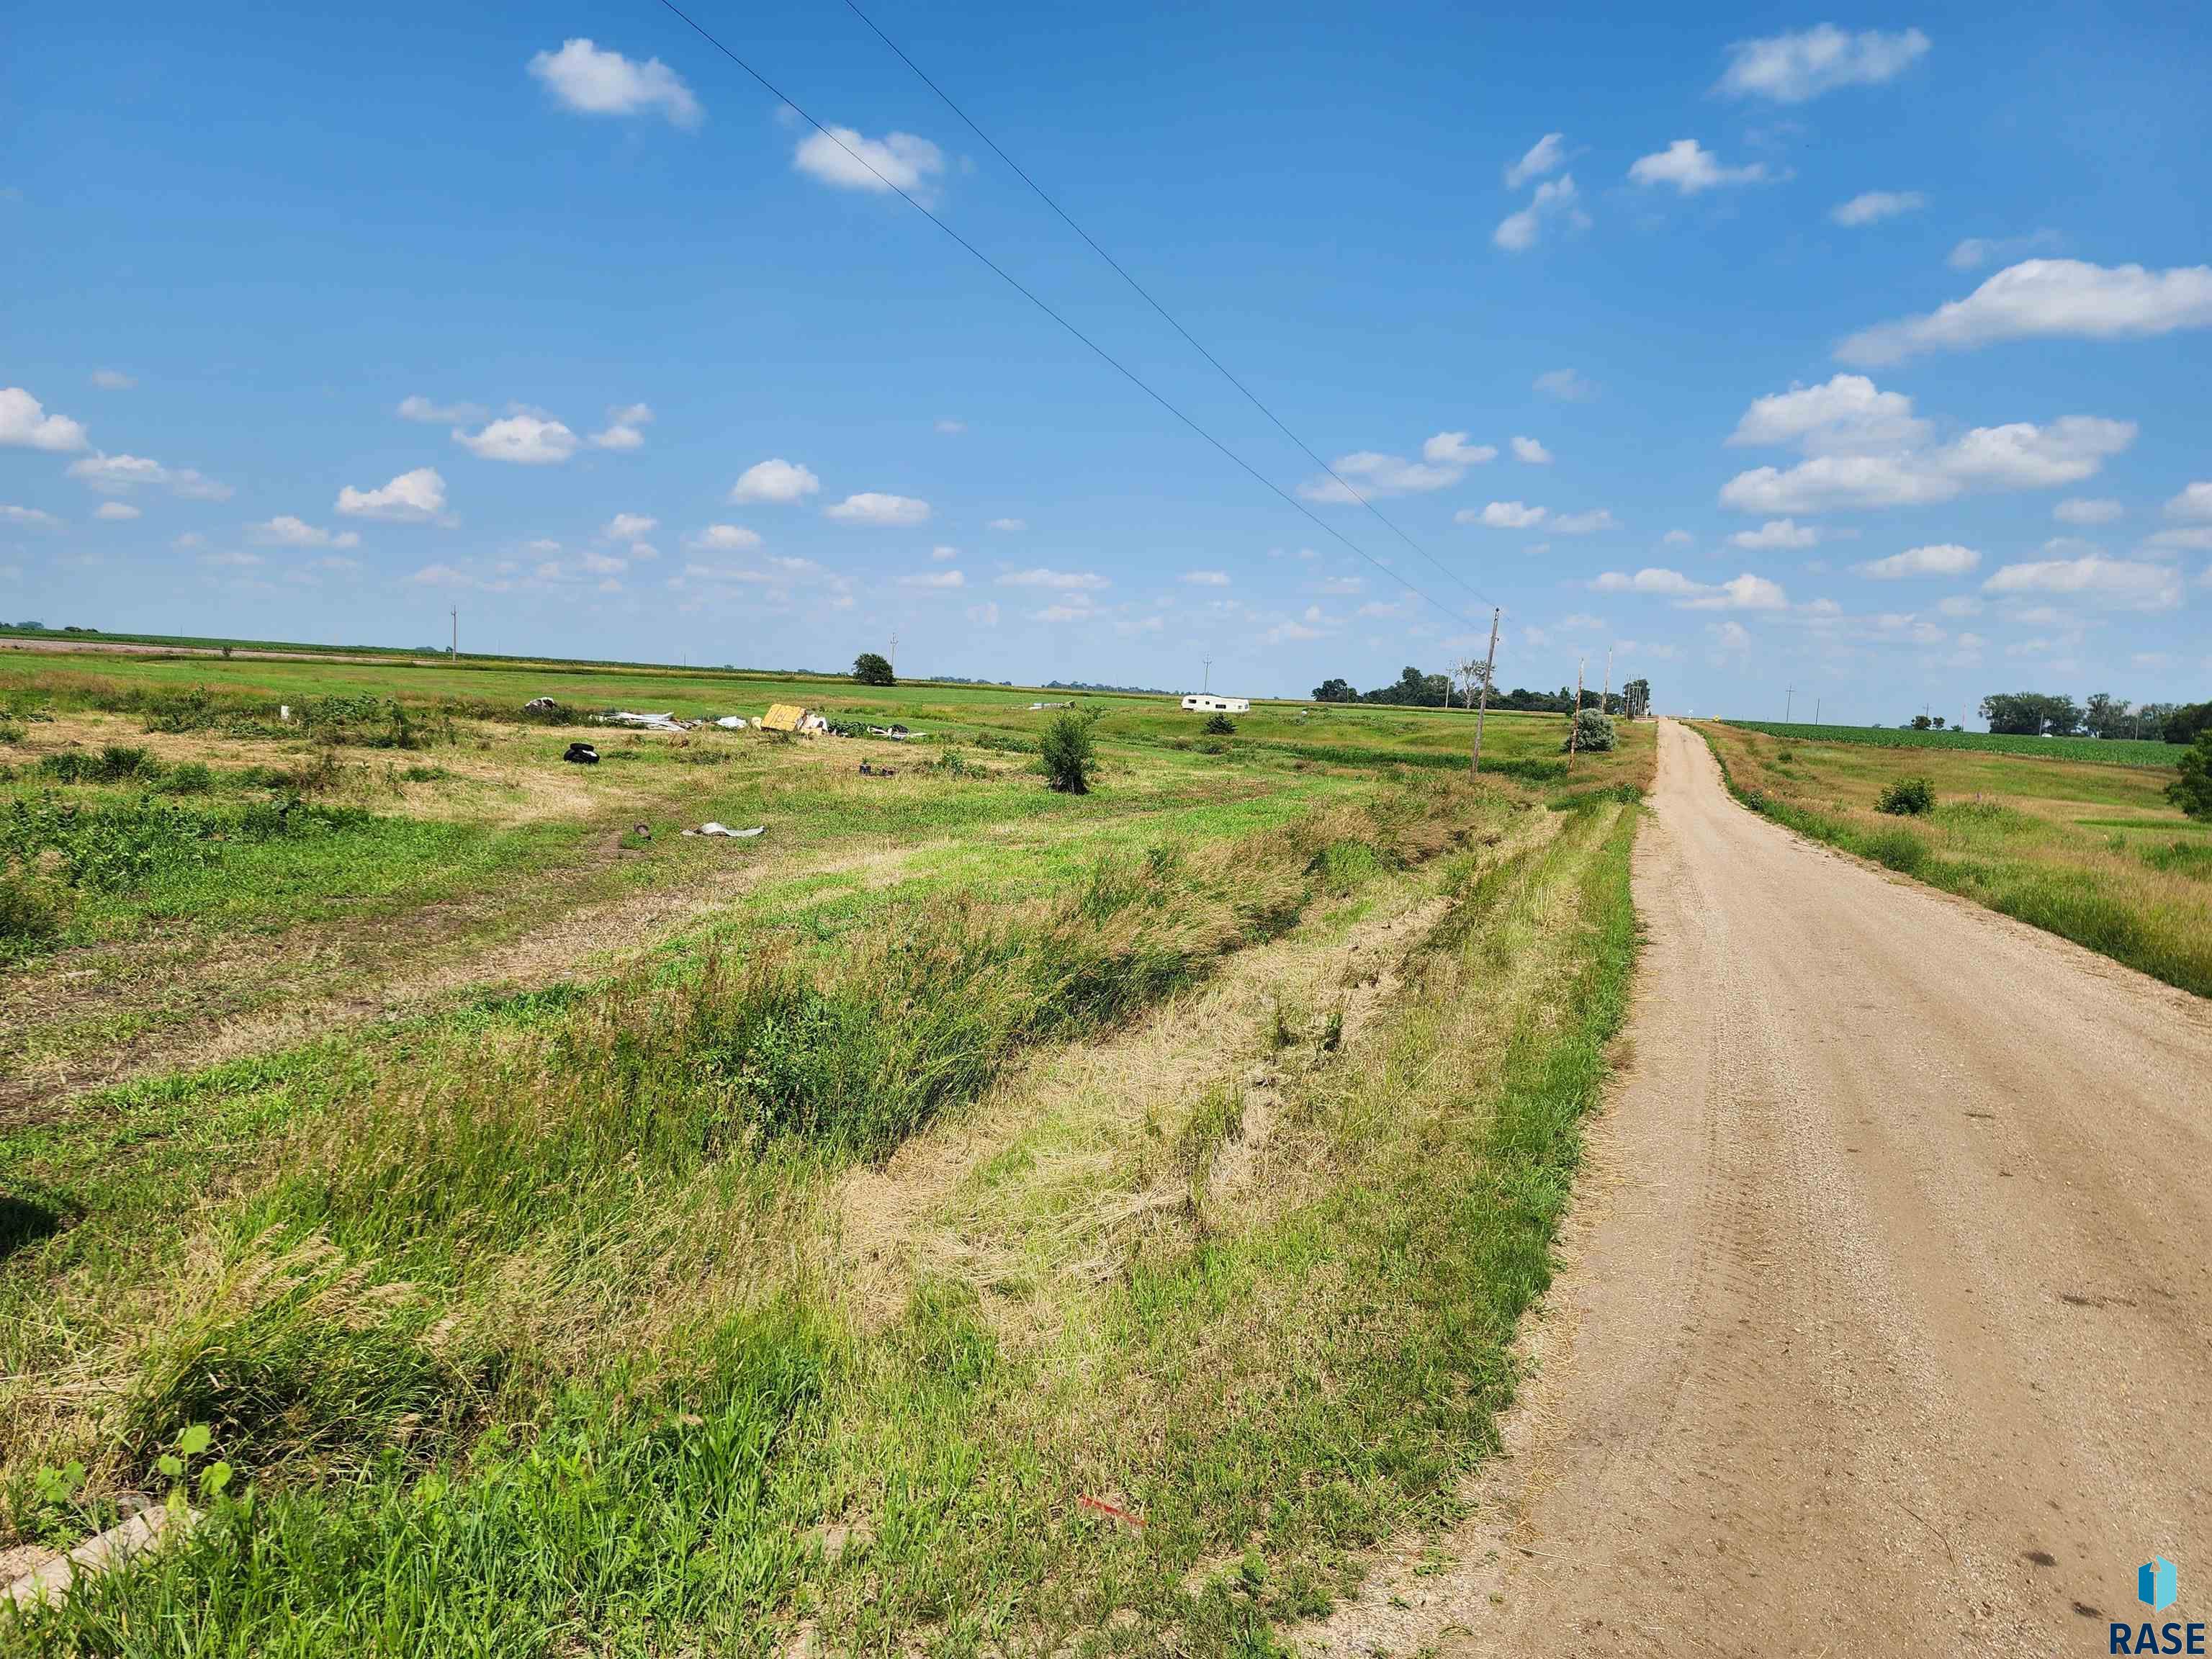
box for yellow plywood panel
[760,703,809,732]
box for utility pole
[1785,685,1794,723]
[1603,647,1612,717]
[449,607,457,661]
[1470,608,1499,776]
[1567,656,1586,770]
[889,631,899,676]
[1202,656,1212,693]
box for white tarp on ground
[606,711,685,731]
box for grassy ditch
[6,785,1640,1653]
[1695,721,2212,997]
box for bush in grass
[2169,731,2212,822]
[1877,775,1936,815]
[0,870,72,957]
[1040,709,1095,793]
[1565,708,1617,752]
[1201,711,1236,737]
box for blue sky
[4,1,2208,719]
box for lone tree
[1040,709,1096,793]
[2170,730,2212,822]
[852,652,895,687]
[1311,677,1356,703]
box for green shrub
[159,760,216,795]
[1876,775,1936,815]
[0,870,72,957]
[1200,711,1236,737]
[2143,840,2212,879]
[143,685,223,734]
[1861,827,1928,874]
[1039,710,1095,794]
[1565,709,1617,752]
[2169,731,2212,822]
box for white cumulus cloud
[1503,132,1566,189]
[729,459,819,504]
[1830,190,1925,227]
[1511,436,1553,464]
[1,505,60,527]
[986,517,1026,532]
[1628,140,1768,194]
[1838,260,2212,366]
[1182,570,1231,585]
[686,523,762,552]
[823,492,929,527]
[66,452,230,499]
[1983,555,2180,611]
[337,467,448,523]
[590,403,652,451]
[1592,567,1787,609]
[1718,26,1931,103]
[0,387,90,452]
[454,414,578,464]
[1463,500,1548,529]
[1720,375,2134,513]
[1494,174,1588,252]
[397,395,485,424]
[2165,481,2212,522]
[528,39,701,127]
[1730,518,1821,550]
[1856,543,1978,577]
[249,515,360,549]
[1305,433,1493,501]
[2054,496,2123,526]
[793,126,945,198]
[999,568,1107,590]
[94,501,140,521]
[1534,368,1595,402]
[899,568,963,588]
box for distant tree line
[1975,692,2212,744]
[1312,665,1645,715]
[1046,678,1174,695]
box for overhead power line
[649,0,1491,637]
[836,0,1496,615]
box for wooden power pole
[1471,607,1499,776]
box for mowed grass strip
[1696,721,2212,997]
[6,787,1640,1655]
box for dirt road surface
[1312,716,2212,1655]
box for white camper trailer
[1181,694,1251,714]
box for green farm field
[1697,718,2212,996]
[1719,718,2177,768]
[1,642,1650,1653]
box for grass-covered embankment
[7,781,1642,1653]
[1696,721,2212,997]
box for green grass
[1722,719,2177,768]
[4,781,1642,1652]
[1697,721,2212,997]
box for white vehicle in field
[1181,693,1250,714]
